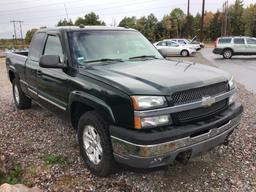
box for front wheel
[78,111,116,176]
[181,50,189,57]
[222,49,233,59]
[12,78,32,109]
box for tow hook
[223,137,229,146]
[175,150,192,165]
[223,130,234,146]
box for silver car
[154,40,196,57]
[169,38,201,51]
[213,36,256,59]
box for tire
[181,50,189,57]
[222,49,233,59]
[12,78,32,109]
[77,111,116,176]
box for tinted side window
[178,40,186,45]
[28,33,45,61]
[43,35,64,62]
[167,41,178,47]
[218,38,232,44]
[157,41,167,46]
[234,38,245,44]
[247,38,256,45]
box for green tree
[74,12,105,26]
[57,18,73,26]
[228,0,244,35]
[209,11,222,40]
[161,15,172,38]
[118,16,137,28]
[144,13,159,42]
[25,28,38,44]
[170,8,186,37]
[242,4,256,36]
[135,16,147,35]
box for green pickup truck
[6,26,243,176]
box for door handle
[37,70,42,76]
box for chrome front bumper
[111,114,241,168]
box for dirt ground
[0,56,255,192]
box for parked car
[6,26,243,176]
[170,38,201,51]
[154,40,196,57]
[213,36,256,59]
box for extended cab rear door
[25,32,46,100]
[36,33,69,112]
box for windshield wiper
[129,55,159,60]
[86,58,124,64]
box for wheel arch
[69,91,115,129]
[8,70,16,83]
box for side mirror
[39,55,66,68]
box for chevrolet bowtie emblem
[202,96,215,107]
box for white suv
[213,36,256,59]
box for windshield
[68,30,163,65]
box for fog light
[141,115,171,128]
[229,93,236,105]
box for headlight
[228,76,235,90]
[131,96,167,110]
[135,115,172,129]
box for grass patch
[0,164,32,186]
[41,154,67,165]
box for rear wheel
[181,50,189,57]
[12,78,32,109]
[222,49,233,59]
[78,111,116,176]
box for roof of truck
[37,26,136,33]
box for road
[0,50,6,58]
[201,48,256,93]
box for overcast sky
[0,0,255,39]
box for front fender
[69,90,115,123]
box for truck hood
[80,59,230,95]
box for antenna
[64,3,69,21]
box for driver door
[37,34,69,112]
[166,41,180,56]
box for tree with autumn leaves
[26,0,255,45]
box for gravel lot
[0,54,255,192]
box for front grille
[173,99,228,124]
[172,82,229,105]
[171,82,229,124]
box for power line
[0,0,148,15]
[0,1,185,24]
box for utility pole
[224,1,228,36]
[187,0,190,38]
[199,0,205,42]
[221,0,228,36]
[18,21,24,46]
[10,20,17,46]
[10,20,24,47]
